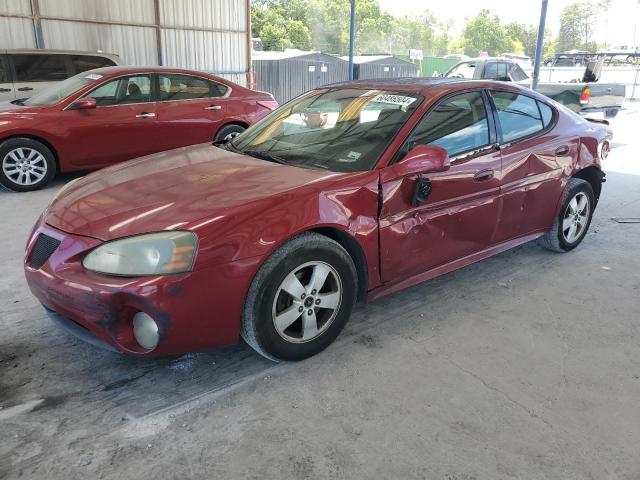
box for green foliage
[557,1,599,52]
[462,10,515,57]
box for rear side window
[12,54,70,82]
[484,62,510,80]
[491,91,546,143]
[0,55,10,83]
[538,101,554,128]
[71,55,116,74]
[209,80,229,97]
[407,91,490,157]
[87,75,152,106]
[159,74,223,101]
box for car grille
[29,233,61,269]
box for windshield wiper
[10,99,26,105]
[242,149,288,165]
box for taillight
[579,87,590,105]
[257,100,279,111]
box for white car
[0,49,120,102]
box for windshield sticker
[85,74,103,80]
[347,151,361,160]
[371,94,417,110]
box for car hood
[0,101,45,113]
[44,143,341,241]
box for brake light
[257,100,279,111]
[579,87,590,105]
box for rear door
[10,53,73,98]
[379,90,502,282]
[489,89,568,241]
[62,74,160,167]
[0,53,14,101]
[154,73,231,150]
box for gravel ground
[1,103,639,480]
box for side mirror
[69,97,97,110]
[393,144,450,177]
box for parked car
[0,66,278,191]
[0,49,121,102]
[24,79,610,361]
[444,57,625,118]
[544,50,594,67]
[500,52,531,67]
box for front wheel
[241,233,357,361]
[0,137,56,192]
[538,178,595,252]
[214,124,246,143]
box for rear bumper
[580,106,621,118]
[24,221,262,356]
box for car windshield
[230,88,422,172]
[23,72,100,106]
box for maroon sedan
[24,79,610,361]
[0,66,277,191]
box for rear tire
[0,137,56,192]
[538,178,595,253]
[214,124,246,143]
[241,232,357,361]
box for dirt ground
[1,104,639,480]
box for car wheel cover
[224,131,241,142]
[562,191,590,243]
[272,261,342,343]
[2,147,47,186]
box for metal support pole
[153,0,163,66]
[532,0,548,91]
[31,0,45,49]
[348,0,356,81]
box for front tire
[0,137,56,192]
[214,124,246,143]
[538,178,595,252]
[241,232,357,361]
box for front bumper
[24,221,261,356]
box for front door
[62,74,161,167]
[379,90,502,283]
[155,73,229,150]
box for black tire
[241,232,357,361]
[214,124,246,143]
[538,178,595,253]
[0,137,56,192]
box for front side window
[0,55,10,83]
[406,91,490,158]
[87,75,151,106]
[491,91,546,143]
[159,74,222,101]
[230,88,422,172]
[12,54,69,82]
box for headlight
[83,231,197,276]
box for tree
[557,2,598,52]
[462,10,513,56]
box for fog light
[133,312,159,350]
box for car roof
[326,77,535,98]
[84,65,233,82]
[3,48,120,61]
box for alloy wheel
[272,261,342,343]
[562,192,590,243]
[2,148,48,186]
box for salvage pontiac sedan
[24,79,610,361]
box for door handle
[555,145,570,156]
[205,105,222,110]
[136,112,156,118]
[17,87,34,91]
[0,88,11,92]
[473,168,494,182]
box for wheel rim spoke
[317,291,340,310]
[576,195,588,214]
[308,263,330,292]
[568,197,578,214]
[274,302,303,332]
[2,148,47,186]
[302,310,319,341]
[562,217,573,231]
[281,272,306,299]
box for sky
[376,0,640,47]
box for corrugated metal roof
[160,0,246,31]
[0,0,31,15]
[0,16,36,48]
[39,0,156,24]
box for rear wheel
[0,137,56,192]
[241,232,357,361]
[214,124,246,143]
[538,178,595,252]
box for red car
[0,66,277,191]
[24,79,610,361]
